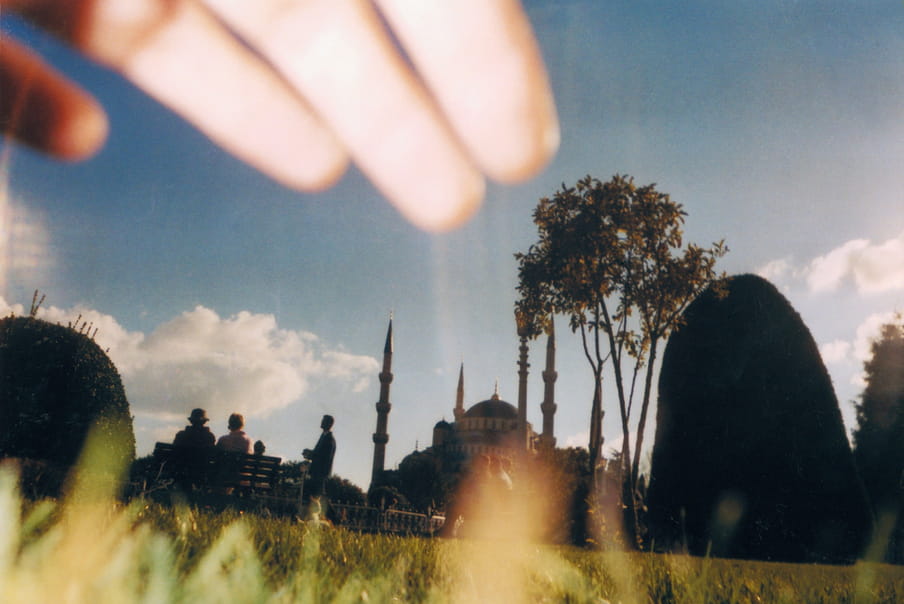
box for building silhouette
[369,316,558,489]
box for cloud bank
[758,231,904,296]
[806,231,904,295]
[0,298,378,422]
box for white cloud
[819,339,851,365]
[563,430,588,449]
[852,311,901,364]
[562,430,632,460]
[0,297,25,316]
[0,193,54,293]
[826,311,904,389]
[806,231,904,294]
[807,239,870,292]
[1,300,379,423]
[756,257,796,282]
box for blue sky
[2,1,903,489]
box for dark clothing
[308,430,335,496]
[173,425,215,448]
[170,425,215,490]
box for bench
[150,442,297,511]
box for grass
[2,441,904,603]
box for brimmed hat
[188,408,209,423]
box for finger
[203,0,485,231]
[375,0,559,183]
[8,0,350,191]
[0,35,108,159]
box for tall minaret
[516,312,530,449]
[454,362,465,422]
[371,317,393,487]
[540,317,558,448]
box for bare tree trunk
[588,378,603,472]
[631,339,659,490]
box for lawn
[3,463,903,604]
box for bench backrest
[153,442,282,491]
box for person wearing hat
[173,408,216,448]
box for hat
[188,408,209,423]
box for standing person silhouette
[303,414,336,500]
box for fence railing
[330,503,445,536]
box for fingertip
[296,147,351,193]
[53,97,109,161]
[398,173,485,233]
[489,96,561,184]
[0,37,108,161]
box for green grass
[3,462,904,603]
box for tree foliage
[325,475,367,505]
[0,315,136,478]
[646,274,872,563]
[852,315,904,562]
[514,174,726,539]
[396,449,458,512]
[526,446,594,545]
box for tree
[852,315,904,562]
[514,174,726,542]
[325,475,367,505]
[0,313,135,486]
[528,446,593,545]
[646,274,872,563]
[397,449,457,512]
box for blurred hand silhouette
[1,0,559,230]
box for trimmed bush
[0,316,135,485]
[646,274,871,563]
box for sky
[2,1,903,490]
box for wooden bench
[150,442,294,511]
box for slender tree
[515,174,726,541]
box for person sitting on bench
[170,408,215,489]
[173,408,215,447]
[216,413,254,454]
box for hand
[1,0,559,231]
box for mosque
[368,316,559,489]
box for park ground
[3,463,904,604]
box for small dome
[464,396,518,420]
[434,419,452,430]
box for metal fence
[330,503,445,536]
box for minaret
[540,317,558,448]
[516,312,530,449]
[371,317,393,487]
[454,362,465,422]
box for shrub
[646,274,871,563]
[0,315,135,489]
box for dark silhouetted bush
[325,475,367,505]
[646,274,871,563]
[852,318,904,563]
[0,316,135,485]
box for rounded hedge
[0,316,135,473]
[646,274,871,563]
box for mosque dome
[463,393,518,420]
[434,419,452,430]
